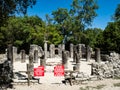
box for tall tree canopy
[113,4,120,21]
[0,0,36,26]
[95,4,120,53]
[51,0,98,44]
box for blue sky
[27,0,120,30]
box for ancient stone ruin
[0,43,120,87]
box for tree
[113,4,120,21]
[96,21,120,53]
[52,8,69,24]
[84,28,103,48]
[70,0,98,27]
[0,0,36,26]
[0,16,45,53]
[51,0,98,44]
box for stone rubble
[0,43,120,87]
[92,52,120,79]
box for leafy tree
[113,4,120,21]
[51,0,98,45]
[52,8,69,24]
[0,0,36,26]
[45,14,63,45]
[70,0,98,26]
[96,21,120,53]
[0,16,45,53]
[47,24,63,45]
[84,28,103,48]
[0,15,64,53]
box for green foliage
[113,4,120,21]
[84,28,103,48]
[70,0,98,26]
[47,25,63,45]
[0,0,36,26]
[0,16,64,53]
[96,21,120,53]
[52,8,69,24]
[0,16,44,53]
[51,0,98,44]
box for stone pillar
[73,53,80,71]
[58,44,61,57]
[50,44,55,58]
[40,55,46,67]
[76,53,80,63]
[7,44,14,78]
[29,54,34,64]
[61,44,65,50]
[21,50,26,63]
[73,45,77,62]
[38,46,44,57]
[78,44,82,58]
[44,41,48,59]
[28,54,34,78]
[28,54,34,82]
[13,46,17,62]
[7,44,13,64]
[62,51,69,69]
[34,50,38,63]
[29,44,38,55]
[86,45,91,62]
[70,43,74,58]
[58,44,65,57]
[95,48,101,63]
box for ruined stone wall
[92,52,120,79]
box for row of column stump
[5,44,102,87]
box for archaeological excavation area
[0,43,120,89]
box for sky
[27,0,120,30]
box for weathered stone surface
[7,44,13,64]
[91,52,120,79]
[50,44,55,58]
[95,48,101,63]
[13,46,17,62]
[86,45,92,62]
[58,44,65,57]
[44,41,48,59]
[62,51,69,69]
[38,46,44,57]
[70,43,74,58]
[21,50,26,63]
[0,60,13,88]
[34,50,38,63]
[30,44,44,57]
